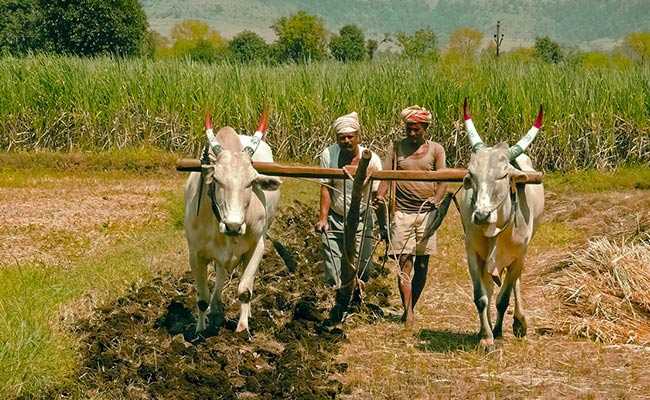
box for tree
[534,36,563,63]
[0,0,42,54]
[38,0,148,56]
[447,27,484,61]
[623,31,650,65]
[329,24,366,62]
[272,11,327,63]
[396,28,438,60]
[366,39,378,60]
[228,30,270,64]
[168,20,226,62]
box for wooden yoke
[176,159,544,184]
[329,149,372,323]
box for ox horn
[205,112,223,156]
[508,105,543,161]
[464,98,486,152]
[242,110,269,158]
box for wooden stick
[176,158,544,184]
[330,149,372,323]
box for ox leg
[190,251,210,333]
[512,274,527,337]
[467,251,494,349]
[493,264,519,339]
[207,265,226,330]
[236,239,265,334]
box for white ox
[459,99,545,349]
[184,113,281,334]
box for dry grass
[0,171,181,265]
[547,231,650,345]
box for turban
[332,112,360,134]
[400,105,432,124]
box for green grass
[0,147,178,173]
[545,166,650,192]
[0,226,182,398]
[1,55,648,170]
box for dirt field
[3,169,649,399]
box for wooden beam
[175,158,544,184]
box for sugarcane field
[1,2,650,399]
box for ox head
[462,98,542,228]
[202,112,281,236]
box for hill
[141,0,650,50]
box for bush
[535,36,563,64]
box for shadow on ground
[416,329,479,353]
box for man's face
[405,122,427,141]
[337,131,360,152]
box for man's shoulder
[320,144,340,158]
[428,140,445,154]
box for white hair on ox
[184,112,281,335]
[459,99,545,350]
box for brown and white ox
[184,113,281,335]
[459,99,545,349]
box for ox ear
[254,175,282,191]
[508,167,527,192]
[462,173,473,190]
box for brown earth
[45,201,391,400]
[8,171,649,399]
[0,174,179,265]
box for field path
[338,190,650,399]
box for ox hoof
[235,324,253,340]
[513,317,528,338]
[479,338,495,352]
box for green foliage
[535,36,564,64]
[396,29,438,61]
[329,24,366,62]
[0,0,42,54]
[38,0,149,56]
[0,55,648,170]
[624,31,650,65]
[142,1,650,49]
[272,11,327,63]
[167,19,227,62]
[446,27,484,61]
[228,30,270,64]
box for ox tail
[271,238,298,273]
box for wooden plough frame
[176,151,543,324]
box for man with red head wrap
[376,105,447,327]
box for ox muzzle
[219,220,247,236]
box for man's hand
[373,195,386,207]
[315,219,329,233]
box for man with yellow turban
[316,112,383,288]
[375,105,447,327]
